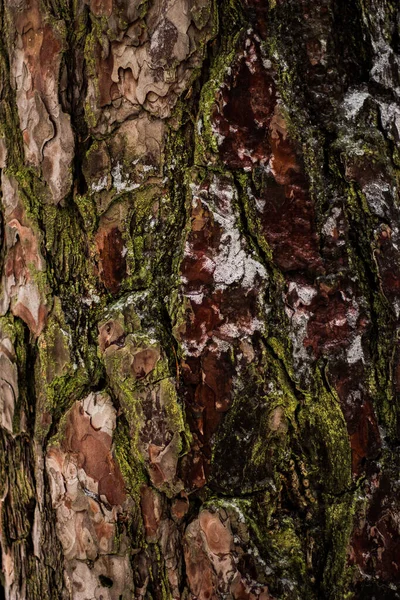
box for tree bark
[0,0,400,598]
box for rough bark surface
[0,0,400,598]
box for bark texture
[0,0,400,598]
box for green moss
[269,515,307,574]
[393,148,400,168]
[211,342,299,496]
[192,0,247,164]
[322,495,357,599]
[0,316,27,434]
[209,355,353,599]
[160,378,185,435]
[15,461,34,505]
[113,420,147,502]
[74,194,97,233]
[83,22,103,129]
[338,176,398,441]
[34,297,96,440]
[267,337,295,381]
[299,369,351,494]
[195,34,240,162]
[0,315,18,345]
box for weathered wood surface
[0,0,400,598]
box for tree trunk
[0,0,399,598]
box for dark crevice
[99,575,113,588]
